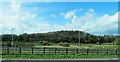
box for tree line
[1,30,116,44]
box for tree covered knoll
[1,30,116,44]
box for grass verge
[2,54,118,59]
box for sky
[0,0,119,35]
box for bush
[42,41,51,46]
[88,45,92,48]
[63,42,69,47]
[59,42,69,47]
[76,43,82,46]
[14,42,34,47]
[59,42,64,46]
[2,42,11,47]
[96,42,100,45]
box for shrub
[96,42,100,45]
[59,42,69,47]
[2,42,11,47]
[14,42,34,47]
[63,42,69,47]
[76,43,82,46]
[42,41,51,46]
[59,42,63,46]
[88,45,92,48]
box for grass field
[1,41,119,59]
[2,41,118,49]
[1,46,119,59]
[35,44,118,49]
[2,54,119,59]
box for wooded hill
[1,30,116,44]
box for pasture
[1,41,119,59]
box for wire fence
[1,46,120,55]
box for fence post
[19,47,21,54]
[86,48,89,55]
[43,47,45,54]
[66,48,68,54]
[115,48,117,55]
[76,48,78,54]
[7,46,9,54]
[106,48,108,55]
[55,48,57,54]
[32,48,33,54]
[96,48,98,55]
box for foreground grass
[2,54,118,59]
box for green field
[1,41,119,59]
[2,41,118,48]
[2,54,119,59]
[35,44,118,49]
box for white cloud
[88,8,94,13]
[71,15,79,27]
[61,8,83,19]
[11,0,21,13]
[1,1,118,35]
[27,8,117,35]
[1,1,39,34]
[2,15,20,29]
[63,8,96,29]
[21,12,37,21]
[63,10,75,19]
[80,12,118,34]
[61,8,118,35]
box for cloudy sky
[0,1,118,35]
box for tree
[1,30,116,44]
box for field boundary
[1,46,120,55]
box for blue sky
[0,1,118,35]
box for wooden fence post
[115,48,117,55]
[66,48,68,54]
[43,47,45,54]
[7,46,9,54]
[106,48,108,55]
[86,48,89,55]
[96,48,98,55]
[19,47,21,54]
[76,48,78,54]
[32,48,33,54]
[55,48,57,54]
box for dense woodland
[1,30,116,44]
